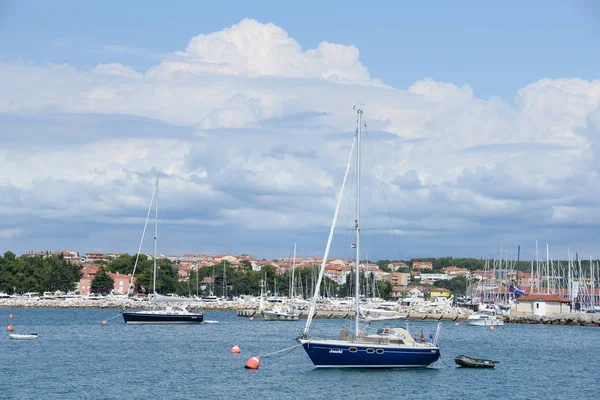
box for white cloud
[147,18,381,86]
[1,19,600,258]
[92,63,142,79]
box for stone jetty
[504,313,600,327]
[2,298,598,326]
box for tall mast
[354,105,362,337]
[223,260,227,298]
[291,243,297,299]
[153,174,159,296]
[536,240,539,293]
[546,243,550,294]
[195,262,199,297]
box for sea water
[0,308,597,400]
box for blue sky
[2,1,599,100]
[1,1,600,260]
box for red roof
[518,294,571,303]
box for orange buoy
[231,344,241,354]
[244,356,260,369]
[102,320,108,325]
[249,317,254,321]
[9,314,13,319]
[7,324,14,332]
[489,326,495,331]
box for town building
[515,294,571,316]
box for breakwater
[3,298,598,326]
[236,309,471,321]
[505,313,600,327]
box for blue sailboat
[298,107,441,368]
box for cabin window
[349,347,357,353]
[376,349,384,354]
[366,348,374,354]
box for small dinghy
[455,355,497,368]
[9,333,38,340]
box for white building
[515,294,571,316]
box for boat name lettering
[329,349,343,354]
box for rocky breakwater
[0,297,251,311]
[505,313,600,327]
[237,303,474,320]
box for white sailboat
[298,107,441,368]
[260,251,301,322]
[122,175,204,324]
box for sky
[1,1,600,261]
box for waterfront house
[385,272,410,287]
[412,261,433,271]
[441,266,469,277]
[515,294,571,316]
[388,262,408,271]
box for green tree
[91,268,115,295]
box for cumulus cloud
[1,19,600,258]
[92,63,142,79]
[147,18,380,86]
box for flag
[351,243,356,248]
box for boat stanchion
[231,344,241,354]
[245,356,260,369]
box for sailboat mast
[354,106,362,337]
[153,174,159,296]
[291,243,297,299]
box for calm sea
[0,308,597,400]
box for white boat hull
[467,318,504,326]
[9,334,38,340]
[261,310,300,321]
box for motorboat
[466,312,504,326]
[455,355,497,368]
[261,305,300,321]
[9,333,38,340]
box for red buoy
[9,314,13,319]
[231,344,241,354]
[102,320,108,325]
[7,324,14,332]
[489,326,495,331]
[249,317,254,321]
[244,356,260,369]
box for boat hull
[9,334,38,340]
[261,310,299,321]
[122,312,204,324]
[455,355,496,368]
[300,339,440,368]
[467,319,504,326]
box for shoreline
[2,299,599,326]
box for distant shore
[2,298,598,326]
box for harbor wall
[2,299,599,326]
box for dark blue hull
[122,312,204,324]
[301,340,440,368]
